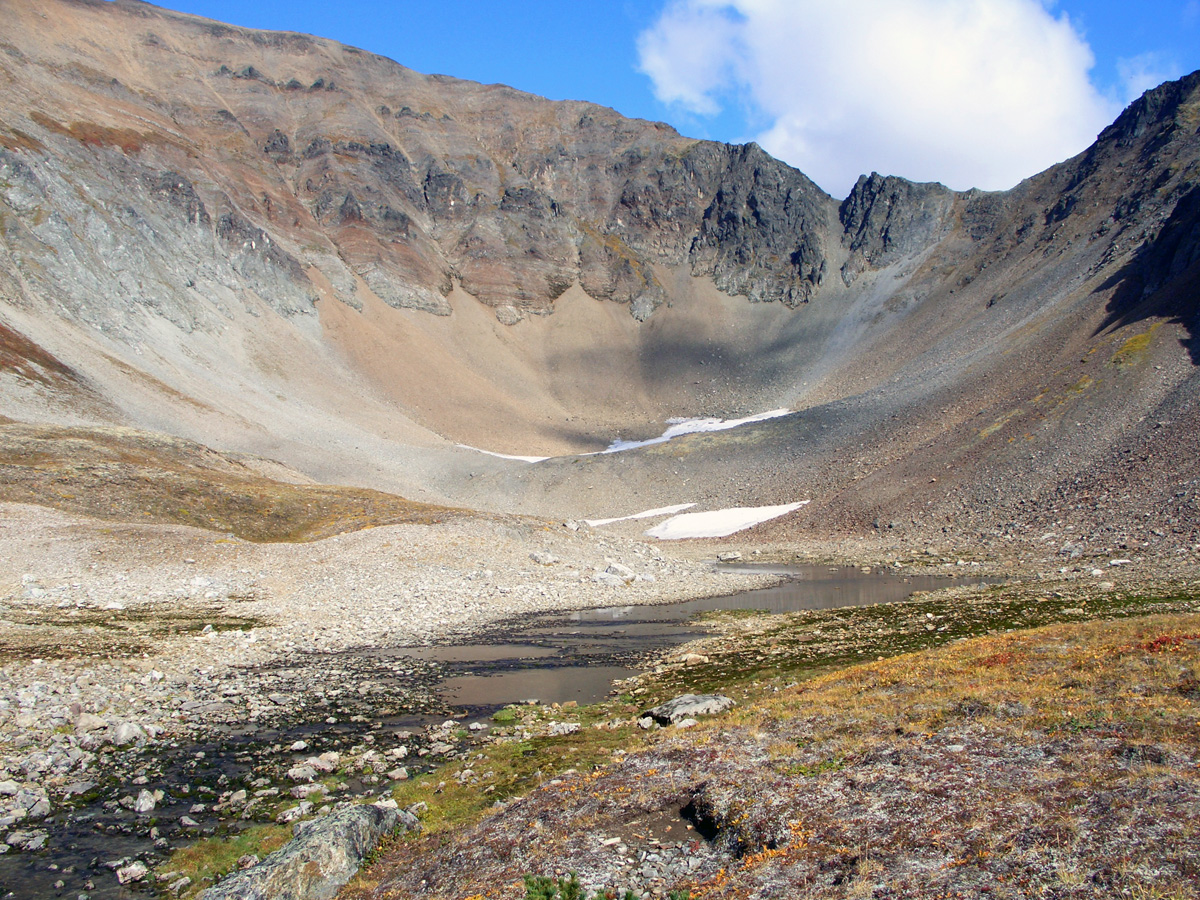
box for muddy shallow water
[0,564,990,899]
[420,563,993,713]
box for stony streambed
[0,559,997,899]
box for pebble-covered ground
[0,500,778,892]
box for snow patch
[456,444,548,463]
[645,501,809,540]
[604,409,790,453]
[584,503,697,527]
[455,409,790,463]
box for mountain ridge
[0,0,1197,553]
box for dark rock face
[839,173,955,285]
[690,144,832,306]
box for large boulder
[644,694,736,725]
[198,803,416,900]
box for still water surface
[428,563,992,711]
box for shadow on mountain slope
[1096,183,1200,363]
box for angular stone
[644,693,735,725]
[135,789,157,814]
[117,860,149,884]
[75,712,108,734]
[276,801,312,823]
[605,562,635,582]
[111,722,147,746]
[287,765,318,783]
[198,803,416,900]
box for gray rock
[529,550,558,566]
[287,765,319,783]
[5,830,47,851]
[644,694,736,725]
[74,713,108,734]
[111,722,147,746]
[716,551,742,562]
[605,562,636,582]
[198,803,415,900]
[308,752,339,773]
[495,305,522,326]
[22,831,47,851]
[116,861,149,884]
[591,572,625,587]
[276,801,313,824]
[134,789,157,814]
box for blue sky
[150,1,1200,196]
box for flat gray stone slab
[644,693,735,725]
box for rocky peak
[838,173,956,285]
[689,143,834,306]
[1098,70,1200,150]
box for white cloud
[1117,53,1181,104]
[637,0,1120,197]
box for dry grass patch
[0,422,460,541]
[164,823,291,897]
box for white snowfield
[644,501,810,539]
[603,409,791,453]
[457,409,792,464]
[583,503,697,527]
[455,444,549,463]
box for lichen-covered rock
[198,803,416,900]
[644,693,735,725]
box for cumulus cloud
[637,0,1120,197]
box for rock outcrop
[197,802,416,900]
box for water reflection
[404,564,993,713]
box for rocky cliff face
[3,1,1194,335]
[0,0,846,332]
